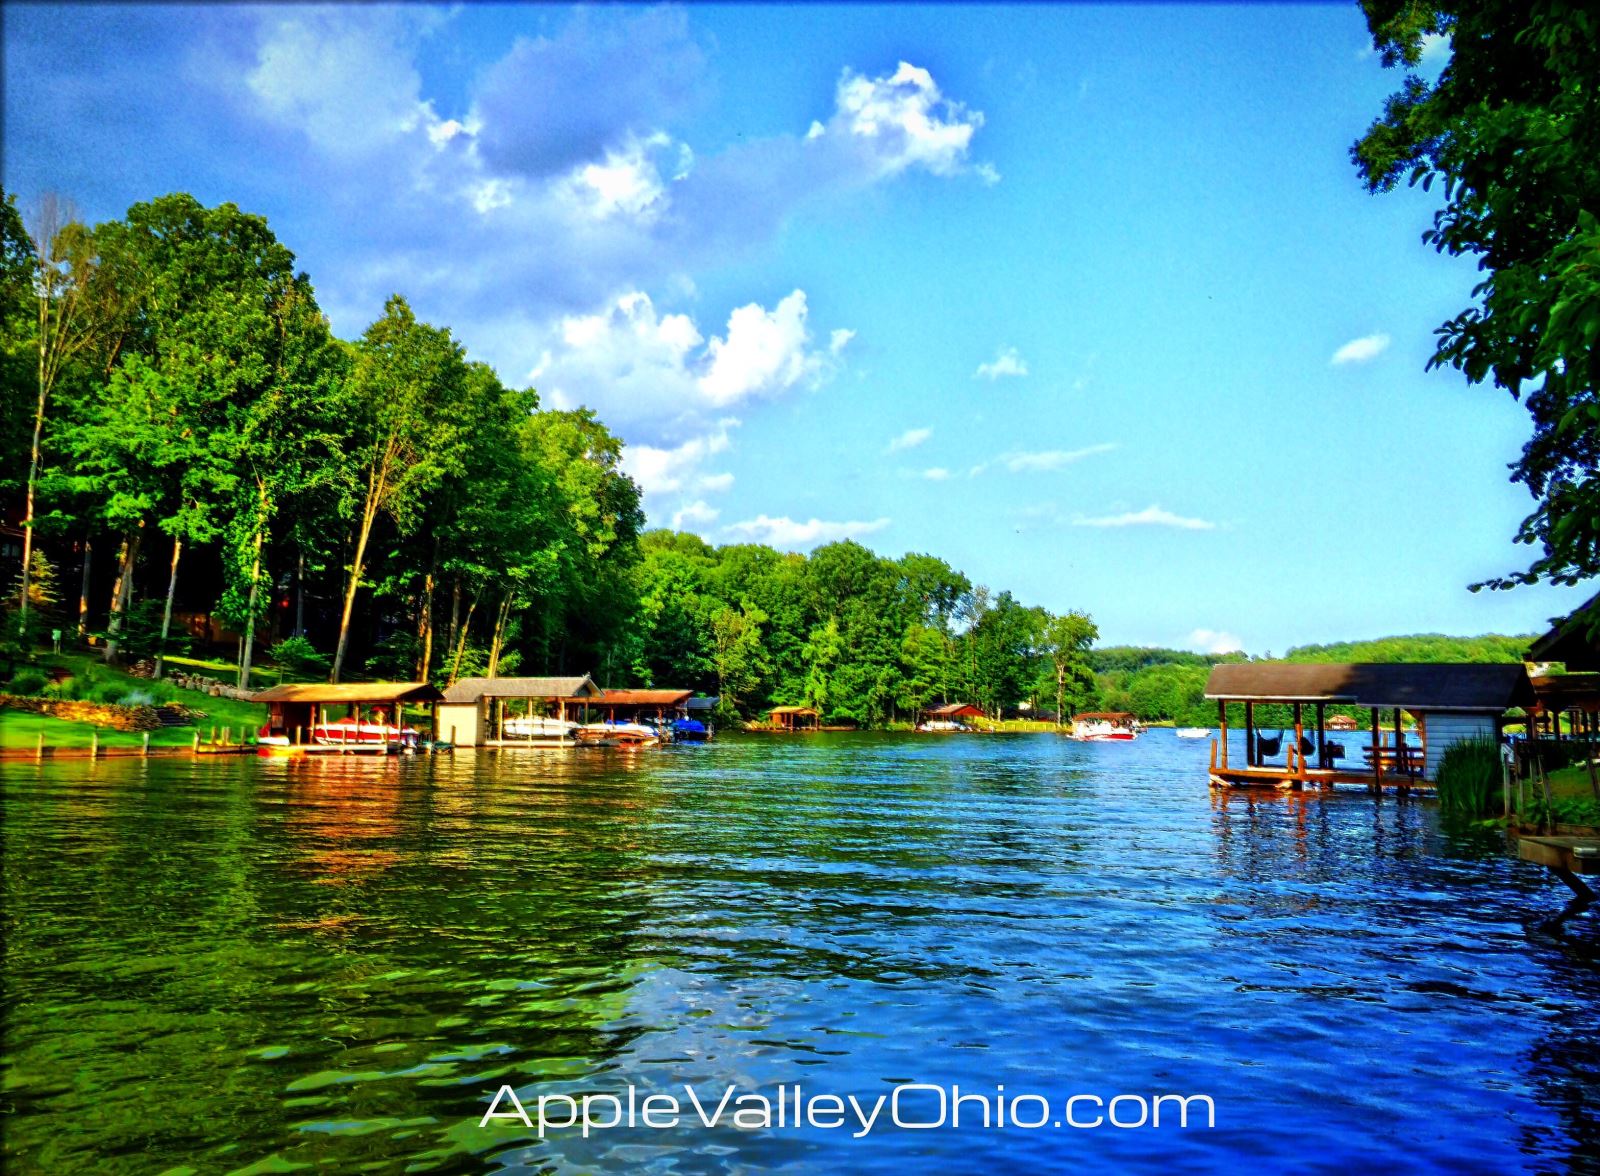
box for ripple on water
[1,733,1596,1173]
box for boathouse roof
[685,696,719,712]
[769,705,818,716]
[441,675,602,703]
[597,689,694,706]
[252,681,444,704]
[1527,591,1600,671]
[1204,663,1533,712]
[926,703,985,719]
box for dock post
[142,732,150,757]
[90,731,98,759]
[193,731,200,753]
[36,732,45,760]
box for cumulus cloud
[975,346,1028,380]
[1331,332,1391,365]
[887,426,933,453]
[1001,443,1117,472]
[1072,505,1217,530]
[826,61,985,179]
[623,418,737,496]
[723,514,891,550]
[1188,628,1243,655]
[539,290,839,436]
[671,500,721,531]
[922,467,951,481]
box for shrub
[7,670,48,696]
[1436,736,1502,817]
[269,635,331,680]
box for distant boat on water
[1176,727,1211,739]
[1069,712,1139,741]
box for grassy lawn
[3,650,267,749]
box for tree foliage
[1353,0,1600,623]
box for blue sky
[5,3,1588,654]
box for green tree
[710,602,768,715]
[331,296,471,681]
[1353,0,1600,623]
[1042,610,1099,725]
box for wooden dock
[1517,834,1600,901]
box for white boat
[575,721,660,748]
[1069,712,1139,741]
[917,719,972,732]
[502,715,579,743]
[1175,727,1211,740]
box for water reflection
[1,733,1596,1173]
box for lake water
[3,733,1596,1173]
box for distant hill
[1280,633,1533,664]
[1090,633,1537,726]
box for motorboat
[672,717,712,742]
[917,719,972,732]
[1069,712,1139,741]
[311,715,419,750]
[575,720,660,748]
[1175,727,1211,740]
[502,715,579,743]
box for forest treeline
[0,189,1541,727]
[0,189,1104,722]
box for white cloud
[671,500,720,530]
[701,290,824,406]
[563,135,670,221]
[1419,32,1450,65]
[623,418,737,495]
[1001,443,1117,472]
[829,328,855,356]
[1072,505,1217,531]
[975,345,1028,380]
[539,289,840,434]
[887,426,933,453]
[1331,332,1391,365]
[723,514,891,550]
[698,472,734,493]
[1188,628,1243,655]
[830,61,985,180]
[922,467,951,481]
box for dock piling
[142,732,150,757]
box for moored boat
[672,717,712,742]
[310,715,420,750]
[575,721,660,748]
[502,715,579,743]
[1176,727,1211,739]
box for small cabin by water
[1204,662,1532,790]
[766,705,820,732]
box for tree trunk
[238,524,265,691]
[1055,664,1065,730]
[416,532,440,681]
[76,537,93,637]
[17,357,47,635]
[103,525,143,666]
[330,488,380,684]
[155,535,183,681]
[486,593,513,678]
[448,584,483,685]
[294,549,305,637]
[445,579,461,663]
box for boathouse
[767,705,820,732]
[438,675,603,746]
[923,702,985,722]
[1203,663,1533,789]
[252,681,445,746]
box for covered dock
[438,675,603,747]
[251,681,445,754]
[1204,663,1533,792]
[764,705,820,732]
[593,688,694,725]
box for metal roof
[1205,663,1533,712]
[685,696,719,712]
[596,689,694,706]
[769,705,818,715]
[925,702,985,718]
[441,675,602,703]
[252,681,444,704]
